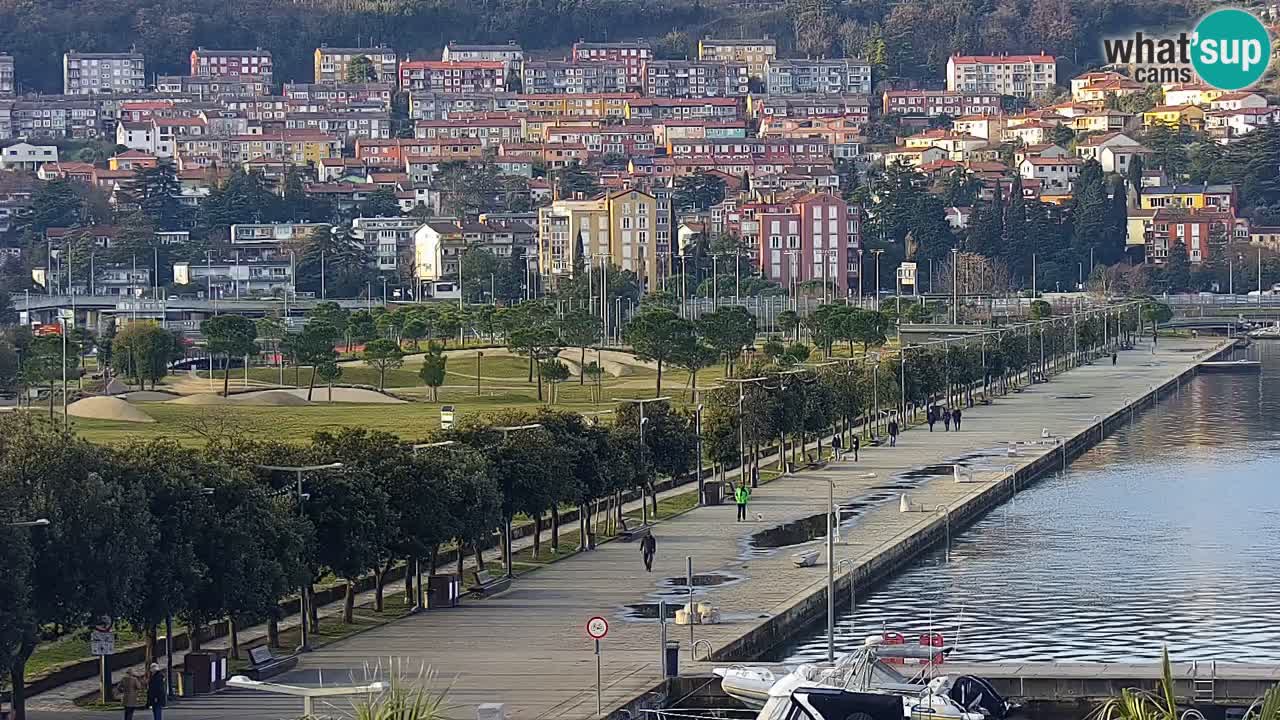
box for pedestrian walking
[851,434,860,461]
[146,663,166,720]
[831,434,842,460]
[734,482,751,522]
[1112,351,1118,366]
[942,408,952,431]
[640,532,656,572]
[118,668,146,720]
[888,419,899,447]
[953,407,962,431]
[927,406,936,432]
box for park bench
[468,569,512,597]
[618,524,652,543]
[246,645,298,681]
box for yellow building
[537,189,661,290]
[230,131,341,167]
[313,45,397,84]
[518,93,632,118]
[606,188,660,290]
[698,38,777,79]
[1138,183,1236,211]
[1142,104,1206,130]
[539,197,608,282]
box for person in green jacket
[734,482,751,522]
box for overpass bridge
[15,294,392,332]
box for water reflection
[781,343,1280,663]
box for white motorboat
[714,635,1012,720]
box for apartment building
[283,82,394,109]
[571,41,651,90]
[741,192,859,293]
[644,60,750,98]
[399,60,506,92]
[413,217,537,281]
[0,54,14,97]
[626,97,740,121]
[9,97,102,138]
[352,216,420,273]
[63,51,146,95]
[749,94,870,121]
[537,189,660,289]
[314,45,397,84]
[698,38,777,79]
[946,53,1057,99]
[157,74,271,99]
[882,90,1002,117]
[442,42,525,65]
[190,48,274,86]
[521,60,627,95]
[765,59,871,96]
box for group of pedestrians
[638,400,978,573]
[118,663,167,720]
[926,405,962,432]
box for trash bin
[701,482,721,506]
[182,651,227,694]
[664,641,680,677]
[428,574,460,609]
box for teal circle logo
[1192,9,1271,91]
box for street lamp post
[493,424,544,577]
[723,378,765,487]
[695,403,705,505]
[614,398,671,524]
[826,478,837,664]
[857,248,864,307]
[871,249,884,307]
[255,463,344,652]
[951,247,960,325]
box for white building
[63,51,146,95]
[1019,156,1081,191]
[0,142,58,171]
[351,216,421,273]
[765,59,872,96]
[946,54,1056,99]
[441,42,525,65]
[174,259,293,297]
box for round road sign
[586,616,609,639]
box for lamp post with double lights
[493,424,544,577]
[614,398,671,524]
[255,462,344,653]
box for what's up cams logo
[1103,8,1272,90]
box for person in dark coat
[146,663,166,720]
[887,419,899,447]
[851,434,860,461]
[640,533,656,572]
[927,406,936,432]
[953,407,963,431]
[831,433,843,460]
[943,408,952,431]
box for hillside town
[2,38,1280,303]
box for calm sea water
[780,342,1280,664]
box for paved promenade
[31,335,1226,720]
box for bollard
[664,641,680,678]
